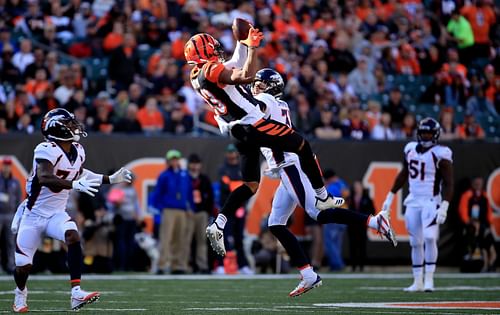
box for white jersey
[26,141,85,217]
[403,142,452,202]
[257,93,299,168]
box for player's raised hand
[241,28,264,48]
[72,176,100,197]
[109,167,133,184]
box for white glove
[228,120,243,129]
[11,200,26,234]
[436,200,449,225]
[72,175,100,197]
[263,168,280,179]
[109,167,132,184]
[381,192,394,213]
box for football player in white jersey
[11,108,132,312]
[381,117,453,292]
[185,26,344,257]
[252,69,397,297]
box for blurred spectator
[54,72,76,106]
[447,9,475,65]
[341,107,370,140]
[128,83,146,108]
[460,1,496,59]
[384,87,408,128]
[314,109,342,140]
[372,112,395,140]
[114,103,142,133]
[24,68,50,98]
[347,57,377,97]
[379,46,397,75]
[12,39,34,74]
[330,34,357,74]
[93,103,114,134]
[467,87,497,118]
[347,181,374,272]
[292,93,317,136]
[24,47,47,80]
[0,157,21,274]
[323,169,349,271]
[328,73,356,103]
[165,101,194,135]
[137,97,164,134]
[364,99,381,131]
[103,21,124,53]
[395,113,417,139]
[0,28,16,54]
[82,208,114,273]
[459,177,497,272]
[108,33,142,90]
[1,46,21,85]
[445,73,468,108]
[107,178,141,271]
[395,44,421,75]
[150,150,193,274]
[457,113,485,140]
[186,154,213,274]
[439,109,458,140]
[218,144,253,275]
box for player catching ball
[11,108,132,312]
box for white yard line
[360,286,500,291]
[0,273,497,281]
[314,301,500,311]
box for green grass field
[0,273,499,314]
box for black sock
[67,242,82,282]
[317,208,369,225]
[14,267,29,290]
[220,184,255,218]
[269,225,309,267]
[297,142,323,189]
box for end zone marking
[315,301,500,310]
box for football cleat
[12,287,28,313]
[376,210,398,247]
[289,275,322,297]
[206,223,226,256]
[424,273,434,292]
[404,276,424,292]
[71,288,100,311]
[315,193,344,210]
[239,266,255,275]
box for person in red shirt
[136,97,164,134]
[461,0,496,58]
[395,44,421,75]
[456,113,485,139]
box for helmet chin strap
[72,130,87,142]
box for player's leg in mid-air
[403,206,425,292]
[206,141,261,256]
[43,212,101,310]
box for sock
[425,262,436,274]
[14,267,29,291]
[71,285,81,294]
[314,187,328,199]
[220,184,255,218]
[297,142,324,189]
[424,238,438,273]
[269,225,309,268]
[299,264,316,282]
[214,214,227,229]
[316,208,369,225]
[411,244,424,282]
[67,242,82,286]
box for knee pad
[408,235,424,248]
[15,253,33,267]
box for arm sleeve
[437,146,453,163]
[223,42,248,69]
[80,168,104,183]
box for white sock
[315,187,328,199]
[71,286,81,294]
[214,214,227,229]
[299,264,316,282]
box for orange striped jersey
[189,61,266,128]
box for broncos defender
[381,118,453,292]
[252,68,397,297]
[11,108,132,312]
[184,26,343,257]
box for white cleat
[377,211,398,247]
[289,275,322,297]
[424,273,434,292]
[12,287,28,313]
[239,266,255,275]
[404,277,424,292]
[206,223,226,256]
[315,193,345,210]
[71,288,100,311]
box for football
[232,18,253,41]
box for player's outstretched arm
[382,161,409,212]
[81,167,132,185]
[219,28,263,85]
[37,159,74,190]
[436,159,453,224]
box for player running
[381,117,453,292]
[252,68,397,297]
[11,108,132,312]
[184,25,343,257]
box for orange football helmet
[184,33,225,66]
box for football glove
[381,192,394,213]
[72,175,100,197]
[241,28,264,48]
[11,200,26,234]
[109,167,133,184]
[436,200,449,225]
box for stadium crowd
[0,0,499,139]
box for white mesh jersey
[26,141,85,217]
[257,93,299,168]
[404,141,453,200]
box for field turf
[0,273,499,314]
